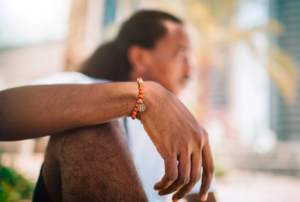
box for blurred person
[0,11,215,202]
[80,10,217,202]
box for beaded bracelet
[131,78,146,119]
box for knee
[46,120,124,160]
[44,120,148,202]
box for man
[0,11,215,202]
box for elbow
[0,105,6,141]
[0,108,7,140]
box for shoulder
[29,72,109,85]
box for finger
[158,151,191,196]
[199,139,214,201]
[172,152,202,201]
[154,154,178,191]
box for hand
[138,81,214,201]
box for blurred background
[0,0,300,201]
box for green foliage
[0,165,35,202]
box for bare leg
[185,192,217,202]
[42,121,147,202]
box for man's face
[143,21,191,95]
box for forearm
[0,82,137,141]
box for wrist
[125,82,140,117]
[126,80,165,121]
[136,81,161,121]
[108,82,138,118]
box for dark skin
[128,20,216,201]
[129,20,191,95]
[0,21,215,201]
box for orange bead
[140,90,144,94]
[135,104,139,107]
[132,115,136,119]
[137,78,143,83]
[134,108,138,112]
[133,111,137,115]
[137,100,141,104]
[139,87,144,90]
[140,83,145,87]
[139,95,144,99]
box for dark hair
[80,10,183,82]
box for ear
[128,45,148,74]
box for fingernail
[154,182,161,190]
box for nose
[183,57,191,78]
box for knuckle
[167,172,178,182]
[196,128,208,143]
[182,135,193,148]
[208,166,215,174]
[203,128,209,137]
[164,151,174,160]
[191,174,201,184]
[204,166,215,176]
[196,141,202,150]
[194,134,203,150]
[182,141,191,153]
[202,129,209,142]
[194,129,204,140]
[181,136,189,145]
[179,175,190,185]
[201,183,211,191]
